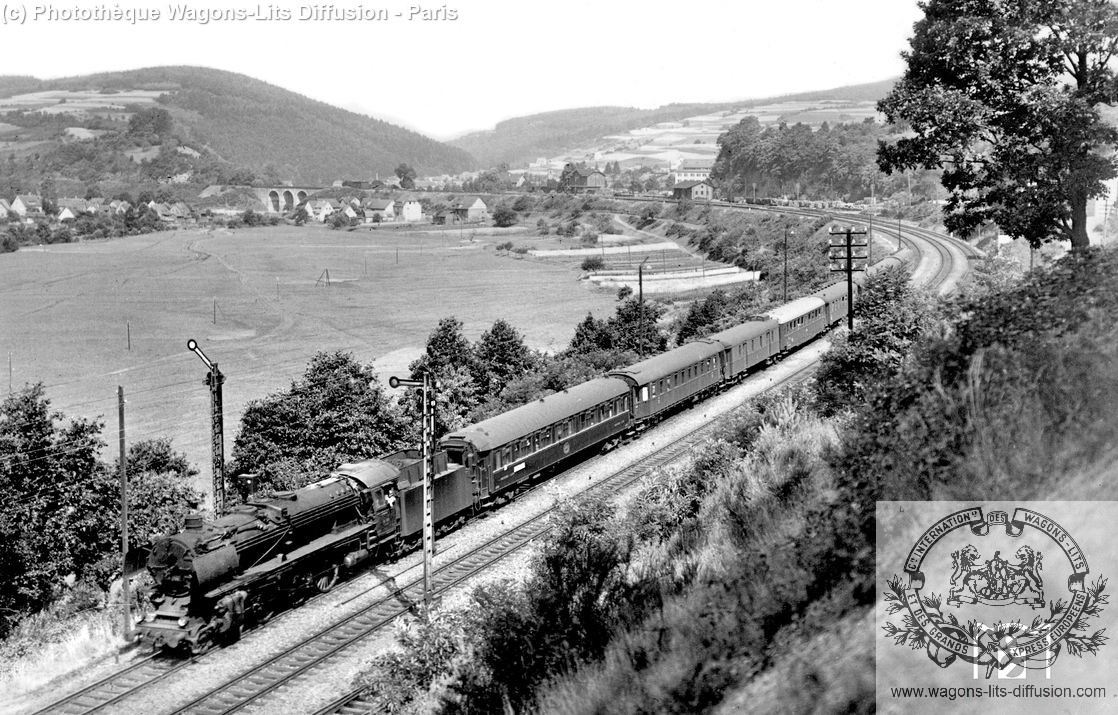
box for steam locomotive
[137,263,893,653]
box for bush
[492,206,518,227]
[580,255,605,271]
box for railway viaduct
[251,186,323,213]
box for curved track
[307,207,977,715]
[30,205,974,715]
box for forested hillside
[450,104,741,168]
[449,79,897,168]
[0,67,475,186]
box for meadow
[0,223,619,495]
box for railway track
[32,654,191,715]
[30,202,973,715]
[306,209,976,715]
[164,360,820,715]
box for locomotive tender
[138,272,875,653]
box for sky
[0,0,925,139]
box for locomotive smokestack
[184,514,204,531]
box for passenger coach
[701,319,779,380]
[609,341,724,423]
[440,377,632,500]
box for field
[0,224,620,497]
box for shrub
[492,206,518,227]
[581,255,605,271]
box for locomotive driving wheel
[314,564,339,593]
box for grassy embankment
[351,246,1118,713]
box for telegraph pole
[638,256,649,356]
[828,226,869,330]
[783,227,794,302]
[118,386,132,640]
[187,339,226,515]
[389,373,436,619]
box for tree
[813,265,934,415]
[293,206,309,225]
[395,163,417,189]
[0,387,201,637]
[404,318,479,437]
[230,351,408,491]
[608,297,668,355]
[412,316,474,376]
[473,319,535,396]
[877,0,1118,249]
[127,107,173,138]
[492,206,518,227]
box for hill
[0,67,475,186]
[449,78,898,168]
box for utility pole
[828,226,869,330]
[638,256,649,356]
[118,386,132,641]
[389,373,436,620]
[783,227,794,302]
[187,339,226,515]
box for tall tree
[231,351,407,491]
[877,0,1118,249]
[0,387,201,636]
[406,317,479,437]
[395,163,417,189]
[473,319,535,395]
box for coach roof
[608,341,723,386]
[701,319,777,348]
[763,296,826,324]
[442,377,630,453]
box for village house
[672,160,714,186]
[562,165,608,193]
[672,180,715,202]
[0,198,11,216]
[451,196,488,223]
[363,198,395,222]
[11,194,43,217]
[57,198,91,217]
[397,199,423,223]
[306,199,340,222]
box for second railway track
[30,204,973,715]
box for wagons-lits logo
[883,507,1108,678]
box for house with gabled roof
[451,196,487,223]
[11,194,43,217]
[57,198,90,215]
[672,159,714,185]
[672,180,714,202]
[363,198,395,223]
[397,199,423,223]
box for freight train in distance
[137,260,899,653]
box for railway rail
[168,361,821,715]
[30,202,974,715]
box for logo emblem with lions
[883,507,1107,678]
